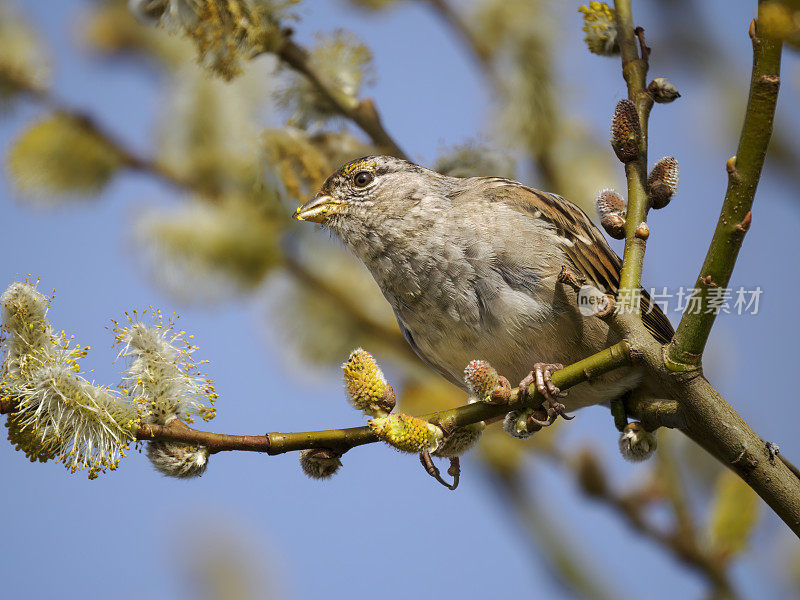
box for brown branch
[582,473,735,596]
[18,86,213,196]
[138,419,269,453]
[274,34,409,160]
[483,466,621,600]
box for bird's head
[293,155,443,236]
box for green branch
[668,11,782,368]
[242,341,632,456]
[602,2,800,538]
[614,0,654,301]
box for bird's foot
[419,450,460,490]
[519,363,574,425]
[557,265,587,292]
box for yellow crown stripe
[341,159,377,176]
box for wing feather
[477,179,674,344]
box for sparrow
[293,155,673,420]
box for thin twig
[423,0,565,193]
[593,485,736,598]
[779,454,800,480]
[20,87,201,195]
[274,34,409,160]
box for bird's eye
[353,171,374,188]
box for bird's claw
[519,363,573,425]
[419,450,460,490]
[557,265,587,292]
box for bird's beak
[293,195,342,223]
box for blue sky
[2,2,799,599]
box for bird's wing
[480,179,675,344]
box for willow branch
[138,419,270,453]
[17,86,212,196]
[3,342,634,455]
[424,1,566,193]
[264,341,631,456]
[614,0,654,301]
[668,12,782,368]
[274,34,409,160]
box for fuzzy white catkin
[121,323,183,422]
[433,422,485,457]
[8,363,137,476]
[147,440,209,478]
[114,315,216,425]
[299,449,342,479]
[503,409,536,439]
[1,282,137,477]
[618,424,657,462]
[0,282,53,366]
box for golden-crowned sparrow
[294,155,672,418]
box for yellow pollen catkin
[342,348,390,417]
[369,413,442,454]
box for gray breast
[343,195,555,387]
